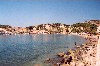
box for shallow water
[0,34,86,66]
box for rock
[63,54,68,58]
[57,52,65,57]
[60,58,65,63]
[65,56,72,64]
[46,58,50,61]
[44,58,51,63]
[57,62,60,66]
[65,52,71,55]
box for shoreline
[45,34,99,66]
[0,33,99,66]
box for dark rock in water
[85,46,89,48]
[75,42,77,45]
[44,58,51,63]
[65,52,71,55]
[45,56,65,66]
[60,58,65,64]
[65,56,72,64]
[46,58,50,61]
[57,52,65,57]
[57,62,60,66]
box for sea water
[0,34,86,66]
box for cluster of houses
[0,28,13,35]
[0,23,70,35]
[0,20,100,35]
[97,26,100,34]
[28,24,70,34]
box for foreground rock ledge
[45,36,98,66]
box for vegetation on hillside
[71,22,97,34]
[0,20,99,35]
[0,25,12,29]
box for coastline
[0,32,99,66]
[45,34,99,66]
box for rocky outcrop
[45,35,98,66]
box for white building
[97,26,100,33]
[0,28,12,35]
[68,26,72,33]
[45,24,51,30]
[33,27,37,30]
[60,24,65,28]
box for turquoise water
[0,34,86,66]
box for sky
[0,0,100,27]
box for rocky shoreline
[45,35,99,66]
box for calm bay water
[0,34,86,66]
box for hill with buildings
[0,20,100,35]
